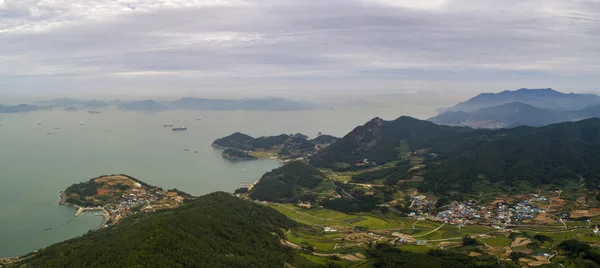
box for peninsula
[60,174,192,228]
[221,148,258,160]
[212,132,339,160]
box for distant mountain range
[119,100,168,112]
[168,97,314,111]
[35,97,315,112]
[443,88,600,112]
[431,88,600,128]
[430,102,568,128]
[0,104,48,113]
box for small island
[212,132,339,160]
[60,174,193,228]
[222,148,258,160]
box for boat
[47,132,55,135]
[163,124,174,127]
[196,119,202,121]
[172,127,187,131]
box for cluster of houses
[392,232,419,244]
[491,200,543,225]
[409,195,433,212]
[409,194,551,226]
[0,257,18,267]
[104,187,184,223]
[435,201,481,225]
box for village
[0,257,18,267]
[102,185,186,225]
[403,190,600,233]
[63,175,188,227]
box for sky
[1,0,600,101]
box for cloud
[1,0,600,99]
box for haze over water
[0,105,434,257]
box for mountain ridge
[310,116,600,194]
[446,88,600,112]
[429,101,569,128]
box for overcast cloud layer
[1,0,600,100]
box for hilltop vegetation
[213,132,338,160]
[63,174,156,207]
[15,192,299,268]
[213,132,293,151]
[311,135,340,145]
[249,161,327,203]
[310,116,473,170]
[310,116,600,197]
[421,118,600,194]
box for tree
[462,235,478,246]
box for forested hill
[249,161,327,203]
[309,116,474,170]
[310,116,600,194]
[421,118,600,193]
[212,132,294,151]
[15,192,298,268]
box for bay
[0,106,433,257]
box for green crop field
[249,150,278,159]
[482,236,512,247]
[354,216,389,230]
[298,253,351,266]
[285,232,338,251]
[378,215,418,229]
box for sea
[0,105,435,257]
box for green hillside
[422,118,600,194]
[212,132,295,151]
[310,116,474,170]
[249,161,327,203]
[15,192,297,268]
[311,116,600,195]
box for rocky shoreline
[59,191,109,230]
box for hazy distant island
[213,132,339,160]
[430,88,600,128]
[119,99,169,112]
[0,104,48,113]
[86,110,102,114]
[60,174,193,228]
[1,97,379,115]
[35,97,316,112]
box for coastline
[59,191,109,230]
[215,145,281,161]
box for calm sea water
[0,106,434,257]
